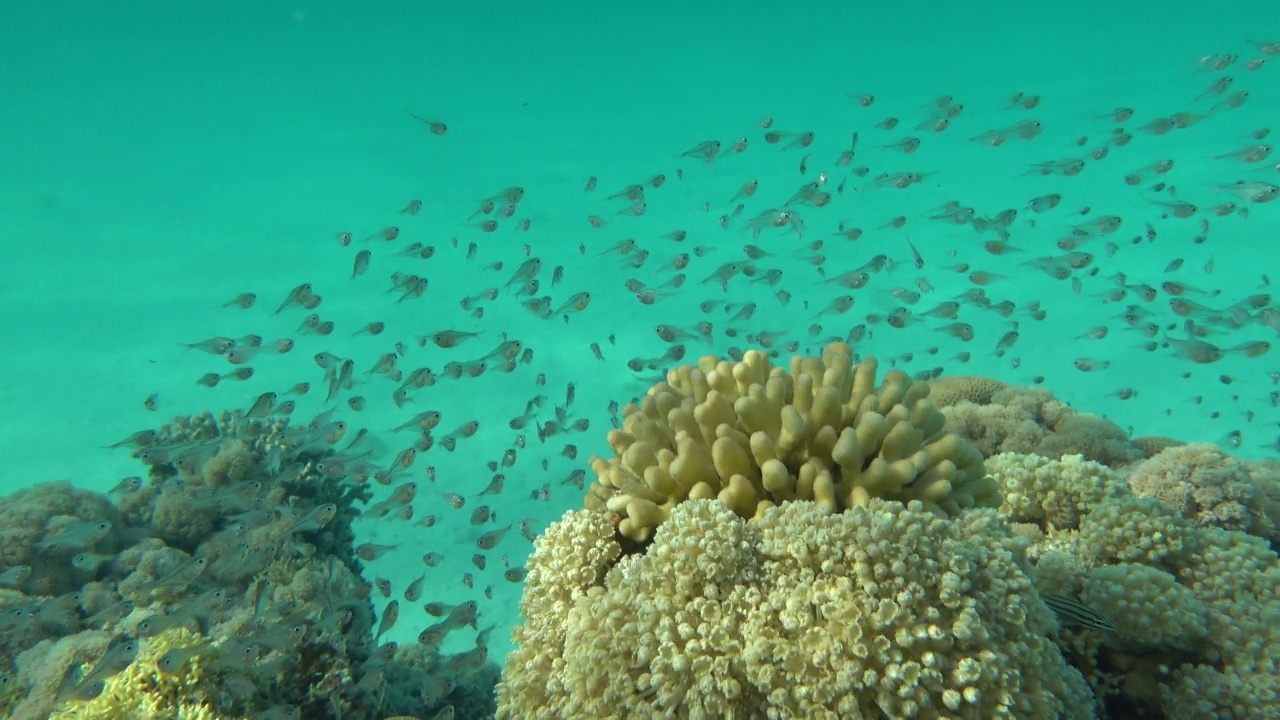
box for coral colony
[1,344,1279,718]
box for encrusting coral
[584,342,997,542]
[497,498,1095,719]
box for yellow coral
[497,499,1095,719]
[585,342,996,542]
[50,628,230,720]
[496,509,620,715]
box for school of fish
[91,36,1280,716]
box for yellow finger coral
[496,498,1095,719]
[585,342,997,542]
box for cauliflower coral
[496,499,1095,719]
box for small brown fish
[432,330,483,348]
[273,283,315,315]
[406,110,447,135]
[1164,333,1224,364]
[352,250,371,279]
[289,504,338,533]
[222,292,256,309]
[356,543,400,561]
[475,525,512,550]
[1073,358,1112,372]
[375,600,400,642]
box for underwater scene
[1,0,1279,718]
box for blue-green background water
[1,0,1277,669]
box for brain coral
[497,498,1095,719]
[584,342,997,542]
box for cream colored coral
[585,343,996,542]
[925,375,1008,407]
[1159,529,1280,718]
[1126,443,1279,542]
[1034,414,1144,468]
[1080,563,1208,651]
[495,508,619,715]
[942,387,1142,468]
[1160,662,1280,720]
[1028,545,1090,597]
[1077,496,1192,568]
[987,453,1125,531]
[497,499,1095,719]
[941,400,1048,457]
[1174,528,1280,664]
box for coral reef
[501,346,1280,719]
[0,409,498,720]
[584,343,997,542]
[497,498,1095,719]
[992,453,1280,718]
[986,452,1124,531]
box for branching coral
[496,498,1095,719]
[44,628,229,720]
[585,342,997,542]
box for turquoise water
[1,1,1277,717]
